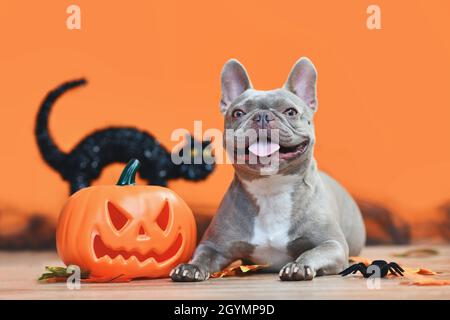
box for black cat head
[174,134,215,181]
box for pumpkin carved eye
[107,201,131,232]
[156,200,170,232]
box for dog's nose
[252,112,275,128]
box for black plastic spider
[339,260,404,278]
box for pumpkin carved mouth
[93,233,183,264]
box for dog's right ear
[220,59,252,114]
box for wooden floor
[0,245,449,300]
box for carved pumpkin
[56,159,196,280]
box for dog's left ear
[284,57,318,112]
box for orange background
[0,1,449,238]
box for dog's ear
[284,57,318,112]
[220,59,252,114]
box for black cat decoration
[35,79,215,194]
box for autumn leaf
[393,248,439,258]
[402,267,438,275]
[38,266,131,283]
[400,279,450,286]
[38,265,89,282]
[81,274,132,283]
[211,261,268,278]
[240,265,265,273]
[417,268,438,275]
[41,277,69,283]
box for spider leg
[339,263,366,277]
[339,264,358,276]
[389,262,405,273]
[388,266,398,276]
[394,267,404,276]
[388,263,404,276]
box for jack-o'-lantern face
[93,199,183,264]
[56,159,196,280]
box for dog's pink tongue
[248,141,280,157]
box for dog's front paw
[170,263,210,282]
[279,262,316,281]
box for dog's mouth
[235,139,310,163]
[277,140,309,160]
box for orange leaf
[42,277,68,283]
[211,262,268,278]
[403,266,438,275]
[400,279,450,286]
[240,265,266,273]
[39,266,132,283]
[402,267,420,274]
[211,269,237,278]
[82,274,132,283]
[211,265,240,278]
[416,268,438,275]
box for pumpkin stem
[116,159,140,186]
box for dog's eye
[232,109,245,118]
[284,108,298,116]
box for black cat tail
[35,79,87,172]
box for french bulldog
[171,57,366,281]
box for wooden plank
[0,245,449,299]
